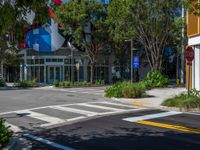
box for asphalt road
[29,109,200,150]
[1,87,200,150]
[0,87,107,113]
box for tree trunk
[90,63,94,83]
[0,61,3,79]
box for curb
[111,97,200,113]
[3,137,17,150]
[3,134,31,150]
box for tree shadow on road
[29,118,200,150]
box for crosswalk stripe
[50,106,98,117]
[77,103,124,111]
[15,110,66,127]
[98,101,138,108]
[123,111,182,122]
[66,116,86,122]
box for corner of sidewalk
[110,87,187,111]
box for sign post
[125,39,138,82]
[186,46,194,96]
[76,63,80,82]
[133,56,140,82]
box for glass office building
[19,48,113,84]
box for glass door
[55,67,60,81]
[48,66,55,84]
[47,66,63,84]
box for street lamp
[67,41,78,82]
[125,39,137,82]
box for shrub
[122,82,146,98]
[54,80,105,87]
[105,82,125,98]
[14,79,38,87]
[95,80,105,85]
[105,81,146,98]
[0,79,6,87]
[144,71,169,89]
[162,91,200,110]
[53,80,60,87]
[0,118,13,149]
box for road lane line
[123,111,182,122]
[15,110,66,127]
[50,106,98,117]
[24,134,76,150]
[78,103,124,111]
[136,121,200,134]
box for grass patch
[162,92,200,110]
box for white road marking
[0,101,149,130]
[97,101,139,108]
[98,108,147,115]
[78,103,124,111]
[15,110,66,127]
[123,111,182,122]
[0,101,108,116]
[5,122,21,133]
[183,112,200,116]
[50,106,98,117]
[58,88,105,95]
[66,116,86,122]
[24,134,76,150]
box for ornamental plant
[14,79,38,88]
[0,118,13,149]
[105,81,146,98]
[144,71,169,89]
[0,79,5,87]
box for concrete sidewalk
[112,87,186,108]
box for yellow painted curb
[129,101,145,105]
[136,120,200,134]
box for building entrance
[47,66,63,84]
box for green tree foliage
[0,118,13,149]
[0,0,49,78]
[107,0,182,71]
[182,0,200,16]
[55,0,109,82]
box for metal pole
[24,49,27,81]
[71,49,73,82]
[131,39,133,82]
[78,69,80,82]
[181,6,185,84]
[188,63,190,96]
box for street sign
[186,46,194,63]
[20,64,28,68]
[133,56,139,69]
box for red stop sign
[186,46,194,62]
